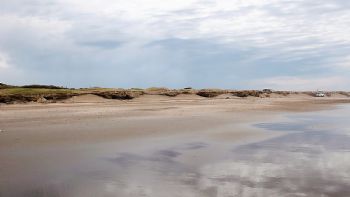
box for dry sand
[63,94,115,103]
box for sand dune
[64,94,111,103]
[215,93,241,99]
[329,93,349,98]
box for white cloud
[18,0,350,49]
[0,52,30,85]
[0,51,11,69]
[332,55,350,70]
[0,0,349,88]
[0,14,71,41]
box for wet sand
[0,96,350,196]
[1,96,348,147]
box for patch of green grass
[146,87,169,92]
[82,88,117,91]
[130,88,144,91]
[0,88,78,95]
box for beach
[1,95,349,147]
[1,95,350,196]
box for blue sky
[0,0,350,90]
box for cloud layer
[0,0,349,90]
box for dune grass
[0,88,78,95]
[0,86,145,97]
[1,83,349,104]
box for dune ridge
[0,83,349,104]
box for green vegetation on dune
[145,87,169,92]
[0,88,77,96]
[0,83,349,104]
[0,83,14,89]
[21,85,66,89]
[130,88,144,91]
[0,84,146,103]
[79,87,122,91]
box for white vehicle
[315,91,325,97]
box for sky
[0,0,350,90]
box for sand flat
[0,96,349,147]
[1,97,350,196]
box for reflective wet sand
[1,105,350,197]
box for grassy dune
[0,88,77,95]
[0,83,349,104]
